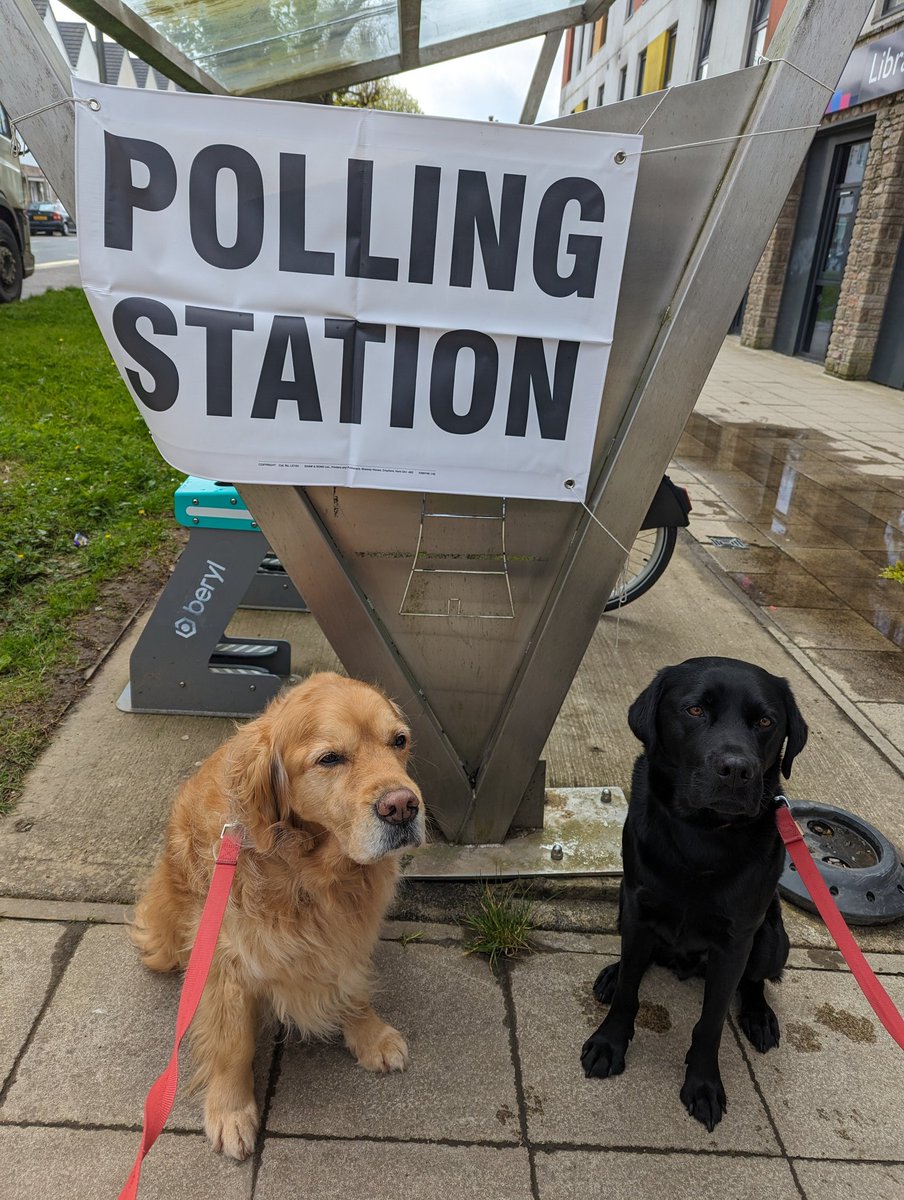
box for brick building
[560,1,904,390]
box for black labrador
[581,657,808,1130]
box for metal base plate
[401,787,626,879]
[116,681,277,719]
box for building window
[572,24,585,77]
[596,83,605,107]
[746,0,770,67]
[592,14,607,55]
[881,0,904,14]
[636,50,647,95]
[696,0,716,80]
[618,64,628,100]
[584,23,594,67]
[663,25,678,87]
[626,0,634,20]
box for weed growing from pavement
[463,882,537,969]
[879,562,904,585]
[0,288,181,812]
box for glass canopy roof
[65,0,588,99]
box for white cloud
[393,37,564,125]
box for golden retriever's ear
[226,718,289,853]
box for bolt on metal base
[401,787,627,879]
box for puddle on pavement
[677,413,904,650]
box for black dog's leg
[681,937,753,1131]
[737,978,780,1053]
[582,924,654,1079]
[737,900,788,1053]
[592,960,620,1004]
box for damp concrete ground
[1,339,903,1198]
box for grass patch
[463,882,537,969]
[879,562,904,585]
[0,288,183,812]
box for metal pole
[520,29,562,125]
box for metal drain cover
[779,800,904,925]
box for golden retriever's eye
[392,733,408,749]
[318,752,344,767]
[756,716,774,729]
[686,705,704,717]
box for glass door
[800,139,869,361]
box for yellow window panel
[643,30,670,94]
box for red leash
[775,799,904,1052]
[118,827,243,1200]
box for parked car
[0,103,35,302]
[28,201,75,236]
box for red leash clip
[774,797,904,1053]
[118,826,244,1200]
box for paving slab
[1,925,272,1130]
[255,1138,533,1200]
[509,953,780,1154]
[792,1158,904,1200]
[534,1149,801,1200]
[746,967,904,1160]
[0,920,65,1089]
[267,941,517,1143]
[0,1127,252,1200]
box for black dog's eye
[686,705,704,717]
[318,752,344,767]
[392,733,408,749]
[756,716,774,729]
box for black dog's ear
[780,680,808,779]
[628,669,670,753]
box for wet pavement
[673,338,904,760]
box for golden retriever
[130,671,426,1160]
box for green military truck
[0,102,35,302]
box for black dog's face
[629,657,808,820]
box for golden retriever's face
[233,673,426,864]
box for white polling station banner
[74,78,641,503]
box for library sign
[829,25,904,112]
[74,78,640,502]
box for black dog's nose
[376,789,420,824]
[714,755,756,785]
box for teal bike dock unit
[118,479,306,717]
[176,479,307,612]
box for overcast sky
[392,38,564,124]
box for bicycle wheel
[603,525,677,612]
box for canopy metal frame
[54,0,585,100]
[0,0,873,846]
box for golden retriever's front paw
[205,1099,259,1160]
[353,1022,409,1073]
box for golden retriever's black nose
[714,754,755,785]
[376,789,420,824]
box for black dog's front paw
[680,1072,727,1131]
[592,961,620,1005]
[739,1005,780,1053]
[581,1024,629,1079]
